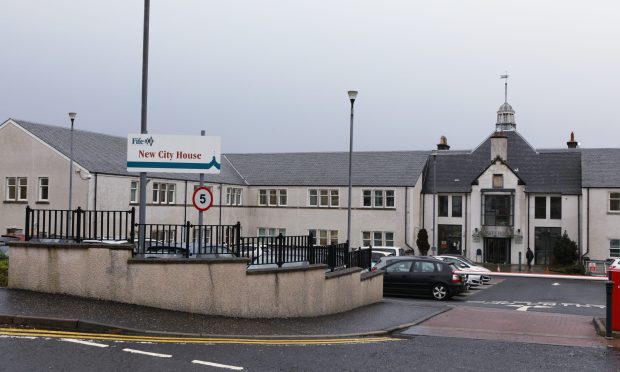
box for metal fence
[25,206,135,243]
[239,234,311,267]
[134,221,241,258]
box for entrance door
[484,238,511,264]
[534,227,561,265]
[438,224,462,255]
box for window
[535,196,546,219]
[362,189,395,208]
[38,177,49,201]
[130,180,139,204]
[362,231,395,247]
[438,195,449,217]
[413,261,437,273]
[226,187,243,206]
[152,182,175,204]
[482,194,513,226]
[492,174,504,188]
[308,189,339,207]
[258,227,287,237]
[5,177,27,201]
[611,240,620,258]
[452,196,462,217]
[309,229,338,245]
[258,189,287,206]
[550,197,561,219]
[610,193,620,212]
[386,261,412,273]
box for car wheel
[431,283,449,301]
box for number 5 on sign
[192,187,213,212]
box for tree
[553,231,579,266]
[417,229,430,256]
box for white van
[369,246,405,256]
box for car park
[382,257,466,300]
[435,254,492,283]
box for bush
[550,263,584,275]
[0,257,7,287]
[417,229,430,256]
[553,231,579,266]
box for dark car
[382,257,466,300]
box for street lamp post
[346,90,358,250]
[68,112,76,237]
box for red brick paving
[405,306,619,348]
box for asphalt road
[386,276,607,317]
[1,332,618,372]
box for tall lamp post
[346,90,358,250]
[68,112,77,212]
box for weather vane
[500,73,509,103]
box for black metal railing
[133,221,241,258]
[239,234,311,267]
[25,206,135,243]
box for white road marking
[61,338,109,348]
[0,335,37,340]
[552,282,560,286]
[192,360,244,370]
[122,348,172,358]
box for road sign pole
[198,130,205,249]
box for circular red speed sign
[192,187,213,212]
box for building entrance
[534,227,561,265]
[484,238,511,264]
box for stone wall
[8,242,383,318]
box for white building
[1,99,619,262]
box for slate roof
[423,131,583,195]
[9,119,430,187]
[581,148,620,187]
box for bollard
[607,280,613,338]
[518,252,522,272]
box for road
[0,276,617,371]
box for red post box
[609,269,620,331]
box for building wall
[8,243,383,318]
[582,188,620,260]
[0,123,90,234]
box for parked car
[382,257,467,300]
[436,254,492,283]
[372,255,403,272]
[369,246,405,256]
[371,251,393,267]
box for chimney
[567,131,578,149]
[490,132,507,161]
[437,136,450,150]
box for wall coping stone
[129,257,250,265]
[8,242,134,251]
[361,270,384,281]
[325,267,362,279]
[246,264,328,275]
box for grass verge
[0,256,8,287]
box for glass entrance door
[484,238,511,264]
[534,227,561,265]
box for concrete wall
[8,243,383,318]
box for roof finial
[500,72,509,103]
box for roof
[423,131,583,194]
[8,119,429,187]
[581,148,620,187]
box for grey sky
[2,1,619,153]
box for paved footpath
[401,305,619,348]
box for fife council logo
[131,136,154,146]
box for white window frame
[609,192,620,212]
[611,239,620,258]
[226,187,243,206]
[362,189,395,209]
[309,229,338,245]
[362,231,395,247]
[130,180,139,204]
[152,182,175,204]
[308,189,339,207]
[259,189,287,207]
[258,227,287,237]
[6,177,28,201]
[38,177,49,202]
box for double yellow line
[0,327,397,345]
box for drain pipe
[582,188,590,259]
[404,186,415,253]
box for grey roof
[225,151,430,186]
[423,131,583,194]
[581,148,620,187]
[498,102,514,113]
[10,119,429,187]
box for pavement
[0,288,449,338]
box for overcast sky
[2,1,619,153]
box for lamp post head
[68,112,77,124]
[348,90,358,103]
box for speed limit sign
[192,187,213,212]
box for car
[371,251,393,267]
[369,246,405,256]
[382,257,467,300]
[436,254,492,283]
[372,255,403,272]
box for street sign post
[192,187,213,212]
